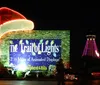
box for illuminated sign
[9,39,61,71]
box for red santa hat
[0,7,34,37]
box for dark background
[1,1,100,69]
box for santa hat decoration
[0,7,34,37]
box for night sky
[1,1,100,68]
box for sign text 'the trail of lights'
[10,39,61,55]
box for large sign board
[9,39,61,71]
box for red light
[0,7,26,25]
[92,72,100,76]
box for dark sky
[1,1,100,68]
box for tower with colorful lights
[81,31,100,70]
[82,34,100,58]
